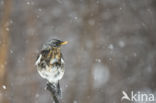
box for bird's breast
[37,64,64,83]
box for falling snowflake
[118,40,125,48]
[2,85,6,90]
[108,44,114,50]
[26,1,30,5]
[95,58,101,63]
[73,100,78,103]
[92,64,110,88]
[5,27,10,31]
[38,8,42,12]
[74,17,78,20]
[9,49,14,54]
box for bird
[35,39,68,97]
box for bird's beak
[60,41,68,45]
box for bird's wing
[35,54,42,65]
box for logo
[121,91,155,102]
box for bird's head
[42,39,68,50]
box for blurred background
[0,0,156,103]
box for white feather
[61,58,64,63]
[50,58,58,64]
[35,54,42,65]
[38,66,64,83]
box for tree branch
[46,83,61,103]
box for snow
[38,8,42,12]
[118,40,125,48]
[65,84,68,88]
[73,100,78,103]
[57,0,64,4]
[26,1,30,5]
[5,27,10,31]
[96,0,100,4]
[93,64,110,88]
[0,1,4,5]
[9,49,14,54]
[2,85,6,90]
[9,20,13,24]
[35,94,39,98]
[147,9,152,14]
[74,16,78,20]
[108,44,114,50]
[36,15,40,18]
[142,22,146,27]
[95,58,101,63]
[146,66,152,73]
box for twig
[46,83,61,103]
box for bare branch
[46,83,61,103]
